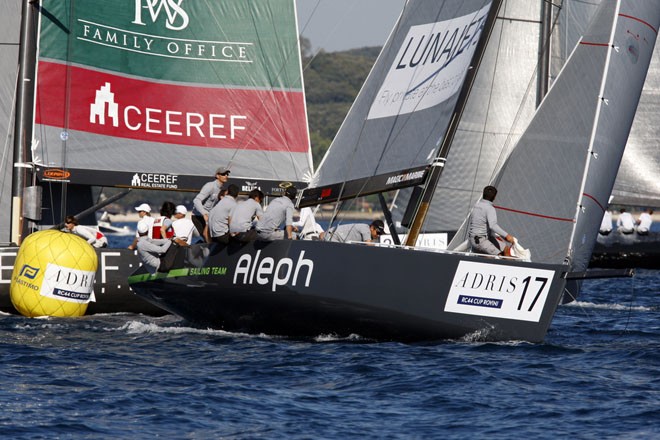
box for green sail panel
[38,0,302,90]
[33,0,312,187]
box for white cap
[175,205,187,215]
[135,203,152,213]
[137,220,149,234]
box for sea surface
[1,226,658,439]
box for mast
[11,0,39,245]
[537,0,553,106]
[405,0,504,247]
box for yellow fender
[10,230,97,317]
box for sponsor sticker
[368,4,490,119]
[445,261,554,322]
[41,263,96,304]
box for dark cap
[285,186,298,198]
[216,167,230,176]
[370,219,385,235]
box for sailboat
[128,0,658,342]
[386,0,660,269]
[0,0,312,314]
[591,37,660,268]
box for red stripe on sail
[494,205,575,223]
[619,14,658,34]
[579,42,609,47]
[35,62,309,153]
[582,193,606,212]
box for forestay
[32,0,312,193]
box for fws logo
[132,0,190,31]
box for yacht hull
[129,240,568,342]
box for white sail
[555,1,660,209]
[464,0,659,269]
[304,0,498,203]
[0,0,21,244]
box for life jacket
[152,216,174,239]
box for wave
[562,301,653,312]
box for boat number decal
[445,261,554,322]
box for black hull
[0,246,165,316]
[129,240,568,342]
[590,232,660,269]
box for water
[1,267,658,439]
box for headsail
[33,0,312,192]
[457,0,659,269]
[302,0,498,205]
[554,1,660,209]
[609,40,660,207]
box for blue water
[1,265,658,438]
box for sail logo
[131,173,179,189]
[88,82,248,143]
[133,0,190,31]
[445,261,553,322]
[78,17,252,63]
[90,83,119,127]
[367,4,490,120]
[233,250,314,292]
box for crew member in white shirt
[172,205,200,245]
[616,208,635,234]
[636,208,653,235]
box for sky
[296,0,407,52]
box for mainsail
[33,0,312,192]
[393,0,547,232]
[302,0,498,204]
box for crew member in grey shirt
[256,186,297,240]
[192,166,230,235]
[468,185,515,256]
[208,184,239,243]
[229,188,264,241]
[136,220,172,274]
[324,220,385,243]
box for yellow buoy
[10,230,98,317]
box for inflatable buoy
[10,230,98,317]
